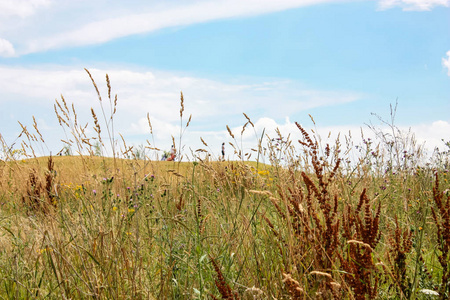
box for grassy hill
[1,138,449,299]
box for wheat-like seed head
[200,137,208,147]
[147,113,153,135]
[18,122,29,138]
[249,190,273,197]
[119,133,128,154]
[243,113,254,127]
[309,271,332,279]
[226,125,235,139]
[54,104,63,127]
[22,142,32,158]
[61,95,69,113]
[54,100,67,124]
[106,74,111,100]
[180,91,184,117]
[59,96,70,120]
[113,94,117,115]
[32,116,45,143]
[71,103,78,126]
[241,122,248,135]
[347,240,373,251]
[186,114,192,127]
[85,68,102,102]
[91,109,100,131]
[330,282,341,289]
[81,138,92,147]
[90,108,102,145]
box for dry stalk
[282,273,304,299]
[430,174,450,298]
[339,188,382,300]
[386,216,413,298]
[210,256,240,299]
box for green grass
[1,72,449,299]
[0,151,449,299]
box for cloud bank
[0,65,447,159]
[0,65,360,153]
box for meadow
[0,71,449,299]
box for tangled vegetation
[0,71,449,299]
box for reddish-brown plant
[339,189,382,300]
[386,216,413,298]
[430,174,450,299]
[210,256,240,299]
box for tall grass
[0,71,449,299]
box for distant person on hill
[161,152,168,161]
[167,145,176,161]
[221,142,225,160]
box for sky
[0,0,449,160]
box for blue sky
[0,0,449,159]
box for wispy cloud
[443,50,450,76]
[378,0,449,11]
[1,0,447,55]
[21,0,349,54]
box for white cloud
[0,65,360,119]
[410,120,450,151]
[2,0,346,54]
[443,50,450,76]
[2,64,447,160]
[223,117,450,162]
[0,0,50,17]
[0,0,447,56]
[0,64,360,155]
[0,38,15,57]
[378,0,449,11]
[0,64,447,160]
[0,0,446,55]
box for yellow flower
[37,247,53,254]
[113,206,118,211]
[128,208,135,213]
[419,227,423,231]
